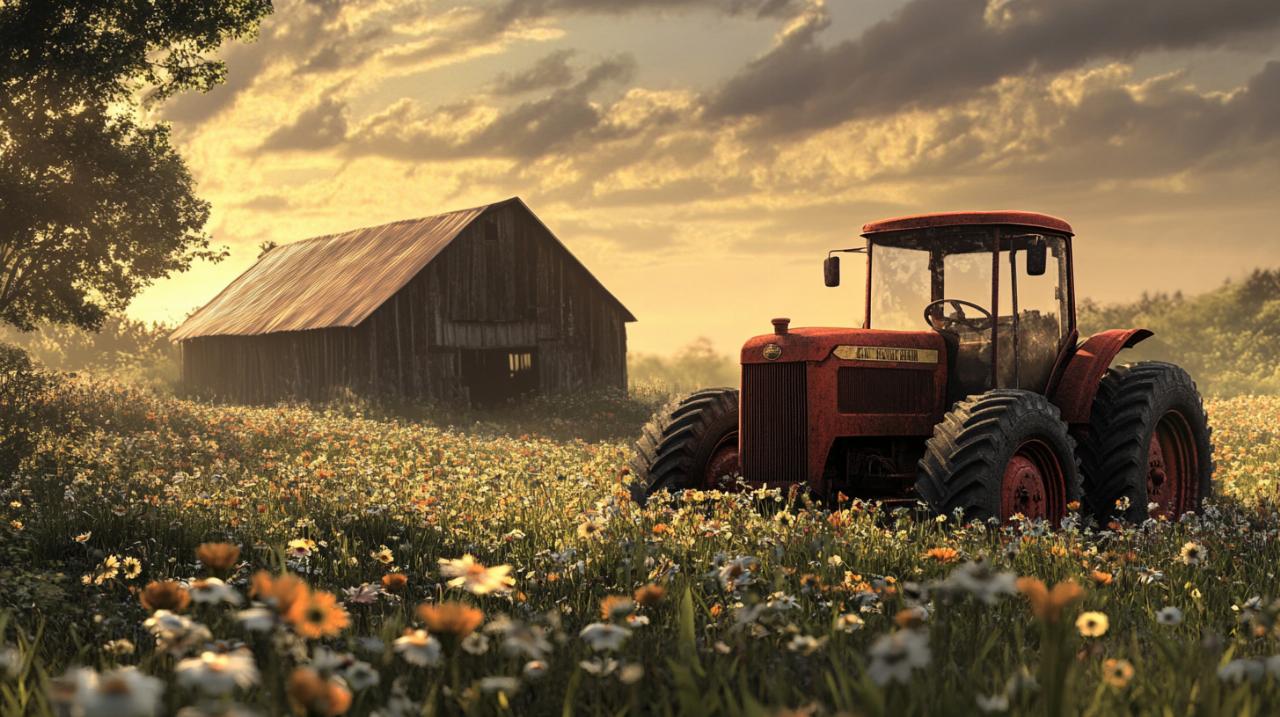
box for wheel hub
[704,432,740,490]
[1147,410,1197,518]
[1000,439,1064,522]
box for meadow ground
[2,377,1280,716]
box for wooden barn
[170,197,635,405]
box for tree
[0,0,273,331]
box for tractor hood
[741,327,945,365]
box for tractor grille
[741,363,808,483]
[837,367,934,414]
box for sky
[131,0,1280,355]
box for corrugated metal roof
[171,203,486,340]
[172,197,634,340]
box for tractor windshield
[869,231,996,332]
[867,229,1071,394]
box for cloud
[377,0,802,71]
[492,49,578,95]
[236,194,294,212]
[343,54,645,160]
[260,96,349,151]
[706,0,1280,135]
[489,0,804,22]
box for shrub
[0,344,51,477]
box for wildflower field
[3,378,1280,716]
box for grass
[2,376,1280,715]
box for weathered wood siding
[180,203,629,403]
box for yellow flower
[1102,658,1134,688]
[1179,541,1206,566]
[122,557,143,580]
[1076,611,1109,637]
[287,538,317,558]
[438,555,515,596]
[370,545,394,565]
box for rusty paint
[740,327,947,491]
[1050,328,1154,424]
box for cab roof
[861,211,1073,236]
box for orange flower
[1090,570,1114,586]
[287,668,352,716]
[1102,658,1135,688]
[651,523,670,535]
[894,607,927,630]
[252,571,309,615]
[140,580,191,613]
[600,595,635,620]
[1016,577,1085,623]
[381,573,408,593]
[1050,545,1069,557]
[287,590,350,639]
[416,602,483,637]
[196,542,241,575]
[925,547,959,563]
[633,584,667,607]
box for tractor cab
[850,212,1076,403]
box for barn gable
[171,197,631,341]
[173,198,634,404]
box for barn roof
[171,197,634,341]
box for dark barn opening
[171,197,635,405]
[461,348,538,406]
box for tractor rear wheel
[1077,362,1214,524]
[629,388,740,504]
[917,390,1082,523]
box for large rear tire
[629,388,739,504]
[917,390,1082,523]
[1077,362,1214,524]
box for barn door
[460,348,538,407]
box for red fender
[1050,329,1154,424]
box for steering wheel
[923,299,993,333]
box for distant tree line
[5,270,1279,398]
[0,315,178,391]
[1079,269,1280,396]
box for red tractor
[631,211,1213,524]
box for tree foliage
[1080,269,1280,396]
[0,0,272,331]
[629,337,739,392]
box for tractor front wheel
[629,388,740,504]
[917,390,1082,523]
[1078,362,1214,524]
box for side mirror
[1026,238,1047,276]
[824,256,840,287]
